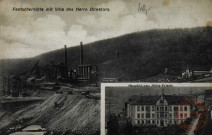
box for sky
[0,0,211,59]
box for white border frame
[101,83,212,135]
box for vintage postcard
[0,0,212,135]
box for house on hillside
[126,94,191,127]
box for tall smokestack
[80,42,83,65]
[64,45,67,67]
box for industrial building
[2,42,98,97]
[32,42,97,82]
[181,67,212,79]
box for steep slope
[14,94,100,134]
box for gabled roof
[128,95,191,105]
[128,95,160,105]
[163,95,190,105]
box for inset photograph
[101,83,212,135]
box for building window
[152,114,155,118]
[174,107,178,111]
[137,113,140,118]
[180,113,183,118]
[180,106,183,111]
[146,113,150,118]
[157,106,159,111]
[185,113,187,118]
[146,106,150,111]
[160,113,164,118]
[157,113,159,118]
[138,120,140,124]
[169,106,172,111]
[165,107,168,111]
[160,120,164,126]
[152,106,155,111]
[141,106,144,111]
[174,112,178,118]
[147,120,150,124]
[184,106,187,111]
[160,100,164,104]
[142,120,144,124]
[137,106,140,111]
[160,107,164,111]
[142,113,144,118]
[165,113,167,118]
[152,120,155,124]
[169,113,172,118]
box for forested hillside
[0,27,211,81]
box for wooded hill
[0,27,211,81]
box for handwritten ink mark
[138,3,150,15]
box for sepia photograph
[0,0,212,135]
[102,83,212,135]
